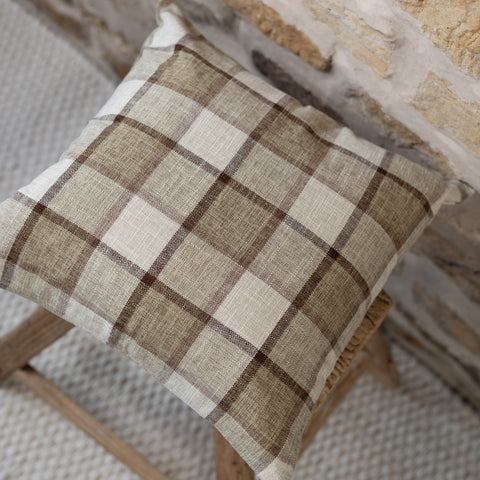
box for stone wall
[387,194,480,409]
[26,0,480,408]
[30,0,157,77]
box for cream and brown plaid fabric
[0,4,455,479]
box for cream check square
[288,177,356,246]
[165,371,218,418]
[18,156,75,203]
[235,70,285,104]
[214,270,290,349]
[149,10,189,47]
[96,80,144,118]
[333,127,386,167]
[102,196,179,271]
[129,85,198,138]
[178,109,248,170]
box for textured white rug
[1,1,479,479]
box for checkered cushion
[0,4,456,479]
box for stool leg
[0,306,72,381]
[300,346,372,456]
[214,429,254,480]
[300,329,397,456]
[366,330,399,388]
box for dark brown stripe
[0,124,116,290]
[2,35,437,468]
[95,109,420,255]
[5,196,268,362]
[54,50,200,315]
[118,76,324,179]
[264,153,392,459]
[107,59,249,347]
[159,99,292,379]
[177,45,434,217]
[0,44,187,291]
[94,114,371,299]
[206,153,392,459]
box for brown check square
[249,222,327,302]
[158,233,239,313]
[19,214,87,287]
[119,286,203,367]
[192,183,277,263]
[269,311,331,391]
[84,122,170,189]
[260,109,326,174]
[229,364,304,449]
[367,174,429,248]
[233,143,309,208]
[155,47,227,100]
[302,258,366,343]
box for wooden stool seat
[0,291,396,479]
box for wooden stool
[0,291,397,479]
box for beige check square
[269,311,331,390]
[250,222,327,301]
[233,143,308,207]
[47,165,125,233]
[215,270,290,348]
[139,150,217,219]
[208,79,273,131]
[128,84,198,138]
[288,177,357,247]
[102,196,180,271]
[177,327,253,402]
[73,249,140,321]
[179,109,249,170]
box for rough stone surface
[195,0,479,192]
[301,0,394,77]
[251,49,342,121]
[31,0,156,77]
[413,194,480,305]
[223,0,331,71]
[251,49,453,177]
[397,0,480,80]
[385,253,480,410]
[412,71,480,159]
[250,44,480,408]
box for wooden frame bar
[13,365,171,480]
[0,307,72,380]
